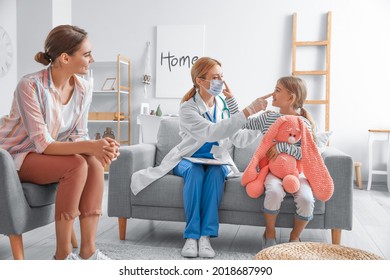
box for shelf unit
[88,54,131,145]
[292,12,332,131]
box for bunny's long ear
[299,118,334,201]
[242,116,288,186]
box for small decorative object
[114,112,125,121]
[143,74,151,84]
[156,104,162,116]
[150,110,155,115]
[140,102,150,115]
[103,127,115,139]
[101,77,116,91]
[142,41,152,98]
[95,132,101,140]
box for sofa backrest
[155,117,263,171]
[233,136,262,172]
[156,117,181,166]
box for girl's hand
[266,146,279,161]
[222,81,234,99]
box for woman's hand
[222,81,234,99]
[266,145,279,161]
[91,138,120,167]
[104,137,120,160]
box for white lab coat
[130,93,260,195]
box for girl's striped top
[0,67,92,170]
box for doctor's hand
[222,81,234,99]
[244,93,272,116]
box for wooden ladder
[292,11,332,131]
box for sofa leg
[118,218,127,240]
[331,229,341,244]
[71,228,78,248]
[9,235,24,260]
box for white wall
[0,0,17,116]
[16,0,53,78]
[0,0,70,113]
[6,0,390,182]
[52,0,72,27]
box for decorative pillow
[315,131,333,154]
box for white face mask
[202,79,224,97]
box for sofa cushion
[221,176,325,214]
[21,182,57,207]
[131,174,325,215]
[156,117,181,166]
[233,136,262,172]
[131,174,184,207]
[220,176,262,212]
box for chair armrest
[0,149,30,235]
[108,143,157,218]
[322,146,353,230]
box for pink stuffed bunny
[241,115,334,202]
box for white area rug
[96,242,254,260]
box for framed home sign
[156,25,205,98]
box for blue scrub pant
[173,159,229,239]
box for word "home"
[160,52,199,72]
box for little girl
[229,76,316,249]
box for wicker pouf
[254,242,383,260]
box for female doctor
[130,57,269,258]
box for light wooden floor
[1,179,389,260]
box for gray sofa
[108,117,353,244]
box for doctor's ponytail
[180,57,222,104]
[181,86,197,104]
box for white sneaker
[80,249,111,260]
[52,252,80,260]
[181,238,198,258]
[199,236,215,258]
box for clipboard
[183,157,232,166]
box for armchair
[0,148,77,259]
